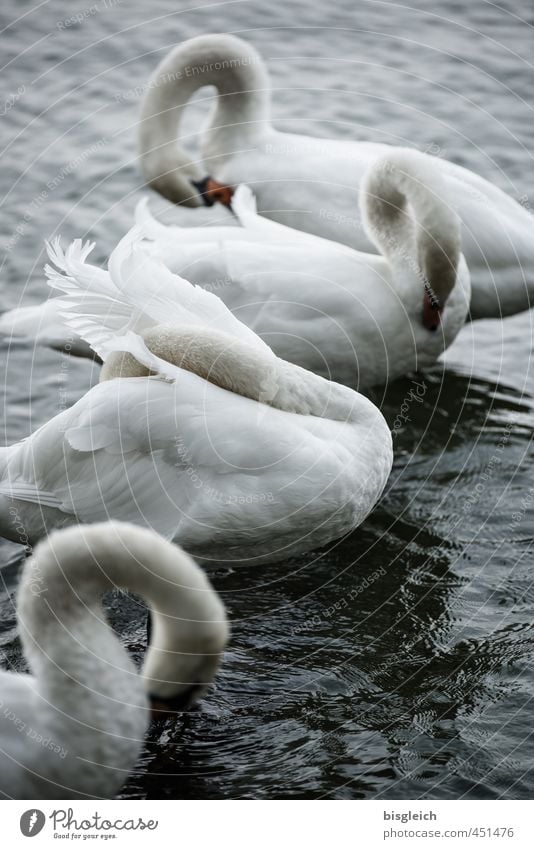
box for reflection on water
[1,0,534,800]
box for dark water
[1,0,534,799]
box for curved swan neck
[139,34,270,204]
[17,522,227,703]
[361,150,461,307]
[101,325,364,423]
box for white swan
[139,33,534,320]
[0,521,228,799]
[0,152,470,386]
[0,228,392,563]
[136,151,470,387]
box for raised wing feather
[47,224,274,361]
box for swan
[0,228,392,563]
[0,151,470,386]
[139,32,534,320]
[0,520,228,799]
[137,150,471,387]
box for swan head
[422,284,442,332]
[144,604,229,718]
[418,227,461,332]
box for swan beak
[191,176,234,208]
[422,287,442,332]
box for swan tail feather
[0,480,64,510]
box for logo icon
[20,810,46,837]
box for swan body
[0,229,392,563]
[139,33,534,320]
[0,521,228,799]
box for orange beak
[191,176,234,208]
[205,178,234,207]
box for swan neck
[103,325,363,422]
[139,35,270,203]
[362,151,461,305]
[17,522,226,703]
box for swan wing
[107,226,274,355]
[48,226,274,360]
[45,238,137,353]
